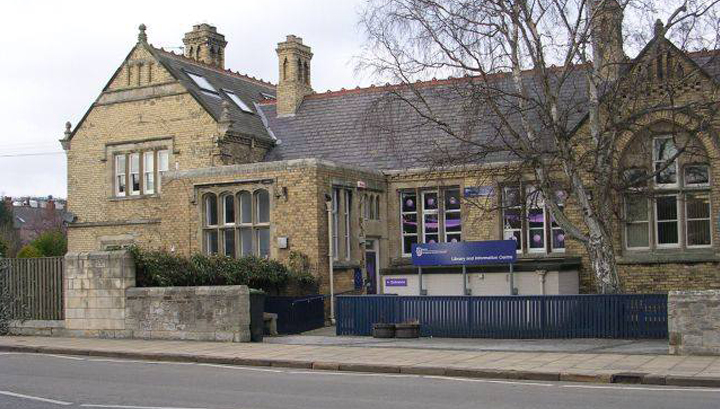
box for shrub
[0,239,7,258]
[130,246,318,295]
[31,230,67,257]
[17,245,42,259]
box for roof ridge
[277,63,591,101]
[151,45,277,90]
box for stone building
[62,11,720,301]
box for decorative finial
[654,19,665,38]
[64,122,72,138]
[138,24,148,43]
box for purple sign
[385,278,408,287]
[411,240,517,266]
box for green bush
[130,246,318,295]
[0,239,7,258]
[31,230,67,257]
[17,245,42,259]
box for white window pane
[143,152,154,194]
[224,90,253,113]
[255,189,270,223]
[685,165,709,186]
[240,228,253,256]
[205,230,218,255]
[158,150,169,172]
[223,229,236,258]
[130,153,140,194]
[654,137,678,185]
[257,228,270,258]
[223,195,235,224]
[687,194,711,246]
[186,71,217,93]
[627,223,649,248]
[115,155,126,196]
[205,194,218,226]
[239,191,252,224]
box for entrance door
[365,239,379,294]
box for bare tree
[359,0,720,293]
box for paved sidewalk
[266,331,668,355]
[1,336,719,387]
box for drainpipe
[326,197,335,324]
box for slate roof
[149,47,277,142]
[260,70,589,171]
[259,45,720,172]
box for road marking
[423,376,553,387]
[197,363,283,373]
[561,384,720,393]
[0,390,73,405]
[0,352,85,361]
[81,405,207,409]
[287,370,419,378]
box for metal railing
[265,295,326,334]
[336,294,668,339]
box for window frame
[114,154,126,197]
[624,195,652,250]
[143,151,155,195]
[400,186,462,257]
[202,188,272,259]
[685,192,712,249]
[500,185,567,255]
[653,135,679,189]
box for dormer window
[223,89,253,113]
[185,71,218,95]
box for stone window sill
[109,194,161,202]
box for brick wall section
[125,285,250,342]
[669,290,720,355]
[64,251,135,338]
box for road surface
[0,352,718,408]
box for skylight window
[224,90,253,113]
[185,71,217,93]
[261,92,275,100]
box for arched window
[254,189,271,258]
[621,128,712,250]
[303,62,310,85]
[375,195,381,220]
[283,58,288,81]
[203,194,219,254]
[297,58,303,82]
[195,46,201,60]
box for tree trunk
[586,233,621,294]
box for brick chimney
[591,0,626,82]
[183,24,228,69]
[276,35,313,117]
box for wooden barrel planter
[395,322,420,338]
[372,323,396,338]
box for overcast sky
[0,0,368,199]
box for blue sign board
[464,186,495,198]
[385,278,408,287]
[411,241,517,266]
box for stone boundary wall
[669,290,720,355]
[64,251,135,338]
[125,286,250,342]
[9,320,66,337]
[61,251,251,342]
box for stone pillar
[669,290,720,355]
[64,251,135,338]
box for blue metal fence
[336,294,668,339]
[265,295,326,334]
